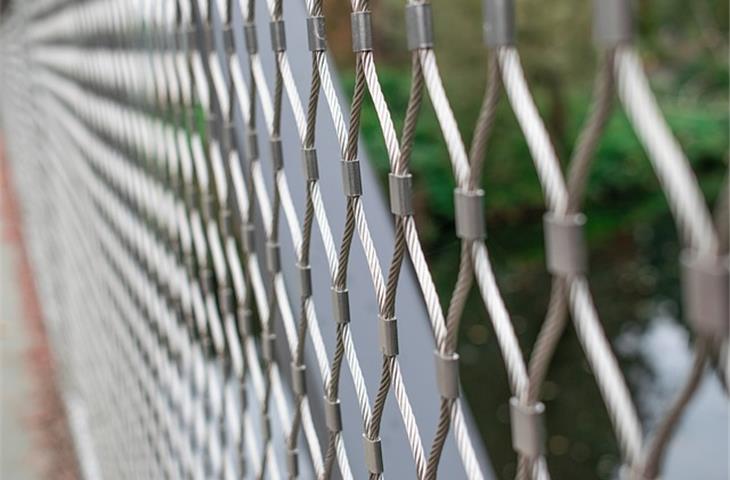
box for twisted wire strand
[614,45,728,479]
[148,5,199,475]
[29,10,304,476]
[255,0,287,474]
[366,52,425,480]
[409,14,528,477]
[322,30,369,474]
[187,2,250,476]
[181,1,254,474]
[640,340,708,479]
[297,3,481,476]
[498,44,644,466]
[287,1,324,472]
[614,46,719,255]
[516,47,616,480]
[41,61,185,478]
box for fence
[0,0,727,479]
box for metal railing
[0,0,726,479]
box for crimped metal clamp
[298,263,312,298]
[291,362,307,395]
[593,0,633,48]
[378,315,399,356]
[351,11,373,52]
[245,131,259,161]
[241,222,256,254]
[543,212,587,275]
[201,190,214,223]
[269,19,287,52]
[680,251,729,338]
[266,241,281,273]
[302,147,319,181]
[219,285,233,317]
[222,24,235,53]
[483,0,515,46]
[388,173,414,216]
[287,449,299,477]
[238,306,253,336]
[362,435,384,474]
[324,396,342,432]
[454,188,486,239]
[202,23,214,50]
[243,23,258,54]
[176,28,191,50]
[261,413,271,440]
[509,398,545,457]
[262,332,276,362]
[331,287,351,324]
[405,3,434,50]
[219,206,232,238]
[269,137,284,171]
[341,160,363,197]
[270,138,283,170]
[306,16,327,51]
[434,350,460,398]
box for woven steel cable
[44,13,308,478]
[612,42,726,480]
[615,47,719,255]
[193,0,258,477]
[494,15,724,476]
[193,1,248,474]
[320,2,370,473]
[230,0,334,476]
[232,1,427,476]
[236,0,432,476]
[497,45,645,467]
[285,0,324,477]
[363,52,425,480]
[83,6,177,475]
[32,22,237,476]
[5,2,724,479]
[187,1,257,475]
[394,3,520,479]
[511,48,617,480]
[42,84,171,479]
[306,0,482,475]
[201,0,354,476]
[232,1,422,477]
[184,1,292,476]
[131,5,203,475]
[145,6,199,477]
[450,46,554,480]
[168,3,227,476]
[247,0,287,472]
[6,28,155,478]
[15,39,132,478]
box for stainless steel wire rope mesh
[0,0,727,479]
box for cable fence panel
[0,0,726,479]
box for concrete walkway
[1,170,41,480]
[0,146,79,480]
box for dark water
[427,212,728,479]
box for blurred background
[321,0,729,478]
